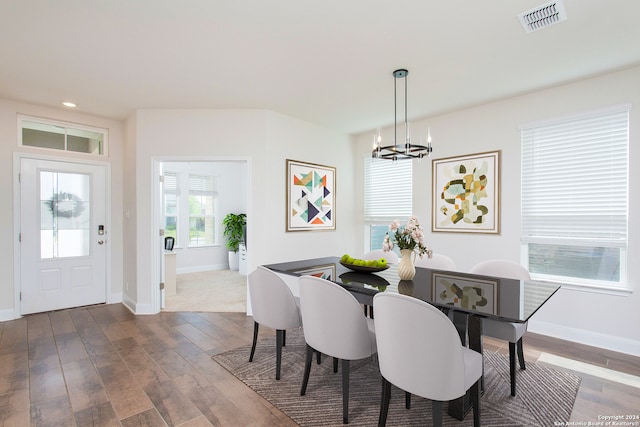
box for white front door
[20,158,107,315]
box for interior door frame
[13,152,112,319]
[150,156,251,314]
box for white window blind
[163,172,179,194]
[520,106,629,288]
[364,158,412,222]
[189,174,217,195]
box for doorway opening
[155,159,249,313]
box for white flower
[382,215,430,257]
[382,234,394,252]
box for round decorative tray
[339,261,390,273]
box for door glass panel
[40,171,91,258]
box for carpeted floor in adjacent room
[163,269,247,312]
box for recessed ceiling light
[62,101,77,108]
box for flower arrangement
[383,216,430,257]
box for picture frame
[291,264,336,281]
[286,159,336,232]
[432,272,498,315]
[432,150,500,234]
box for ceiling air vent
[518,0,567,33]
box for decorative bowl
[339,261,389,273]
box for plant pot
[228,251,239,271]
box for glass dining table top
[264,256,561,323]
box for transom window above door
[19,115,108,156]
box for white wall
[0,98,125,320]
[354,66,640,355]
[124,109,357,314]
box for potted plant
[223,213,246,270]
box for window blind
[163,172,179,194]
[189,174,217,195]
[364,157,412,222]
[521,108,629,246]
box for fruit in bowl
[339,254,390,272]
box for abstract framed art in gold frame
[286,159,336,232]
[432,150,500,234]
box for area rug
[213,329,580,426]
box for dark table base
[448,312,483,421]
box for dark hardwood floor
[0,303,638,426]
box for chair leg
[300,344,314,395]
[275,329,284,380]
[341,359,350,424]
[509,341,517,396]
[333,357,339,373]
[405,392,411,409]
[517,337,526,370]
[378,377,392,427]
[432,400,443,426]
[283,329,286,347]
[471,379,481,427]
[364,305,368,317]
[316,351,322,364]
[249,321,259,362]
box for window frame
[187,174,218,248]
[18,115,108,157]
[364,156,413,253]
[162,172,179,244]
[519,105,630,293]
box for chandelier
[372,69,433,160]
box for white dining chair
[247,266,302,380]
[470,259,531,396]
[373,292,482,426]
[414,253,457,270]
[363,249,399,264]
[298,275,377,424]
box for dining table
[263,256,561,421]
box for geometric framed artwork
[286,159,336,232]
[432,150,501,234]
[431,272,498,315]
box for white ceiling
[1,1,639,135]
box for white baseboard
[108,292,123,304]
[133,302,156,315]
[176,264,227,275]
[0,308,19,322]
[122,295,136,313]
[121,294,156,315]
[528,319,640,357]
[122,298,158,315]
